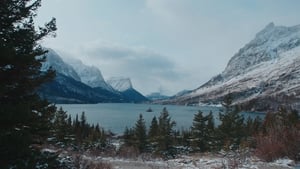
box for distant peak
[265,22,275,29]
[107,77,133,92]
[255,22,277,37]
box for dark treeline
[52,107,108,149]
[122,94,300,161]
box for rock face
[66,58,114,91]
[38,73,124,103]
[38,50,147,103]
[41,49,81,81]
[107,77,149,103]
[107,77,133,92]
[166,23,300,110]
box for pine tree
[149,116,159,142]
[0,0,56,167]
[53,107,69,142]
[123,127,135,146]
[157,107,176,156]
[191,111,215,152]
[217,94,245,150]
[134,114,147,152]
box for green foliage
[53,107,70,142]
[123,127,135,146]
[149,116,159,142]
[217,97,245,150]
[0,0,56,167]
[134,114,148,152]
[191,111,215,152]
[122,108,177,157]
[156,107,176,156]
[122,114,147,153]
[52,111,109,150]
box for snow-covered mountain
[39,49,148,103]
[66,58,114,91]
[41,49,81,81]
[107,77,133,92]
[166,23,300,110]
[107,77,148,102]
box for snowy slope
[222,22,300,80]
[107,77,148,102]
[39,49,147,103]
[66,58,114,91]
[167,23,300,110]
[107,77,133,92]
[41,49,81,81]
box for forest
[1,0,300,168]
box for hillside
[38,50,147,103]
[164,23,300,110]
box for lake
[58,103,264,135]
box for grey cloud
[78,43,184,94]
[86,46,133,60]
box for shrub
[255,110,300,161]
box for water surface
[58,103,262,134]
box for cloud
[42,0,300,96]
[71,41,184,95]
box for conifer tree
[79,112,89,141]
[134,114,147,152]
[53,107,69,142]
[157,107,176,155]
[0,0,56,167]
[149,116,159,142]
[123,127,135,146]
[191,111,215,152]
[217,94,245,150]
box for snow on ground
[53,148,295,169]
[93,155,295,169]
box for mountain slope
[167,23,300,110]
[107,77,133,92]
[66,58,114,91]
[38,73,124,103]
[41,49,81,81]
[39,50,124,103]
[107,77,148,103]
[39,49,147,103]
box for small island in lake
[146,107,153,112]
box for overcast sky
[36,0,300,95]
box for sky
[36,0,300,96]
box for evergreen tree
[53,107,69,142]
[157,107,176,156]
[123,127,135,146]
[149,116,159,142]
[134,114,147,152]
[217,94,245,150]
[191,111,215,152]
[67,114,72,127]
[77,112,90,142]
[0,0,56,167]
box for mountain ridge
[162,23,300,110]
[38,49,147,103]
[107,77,148,102]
